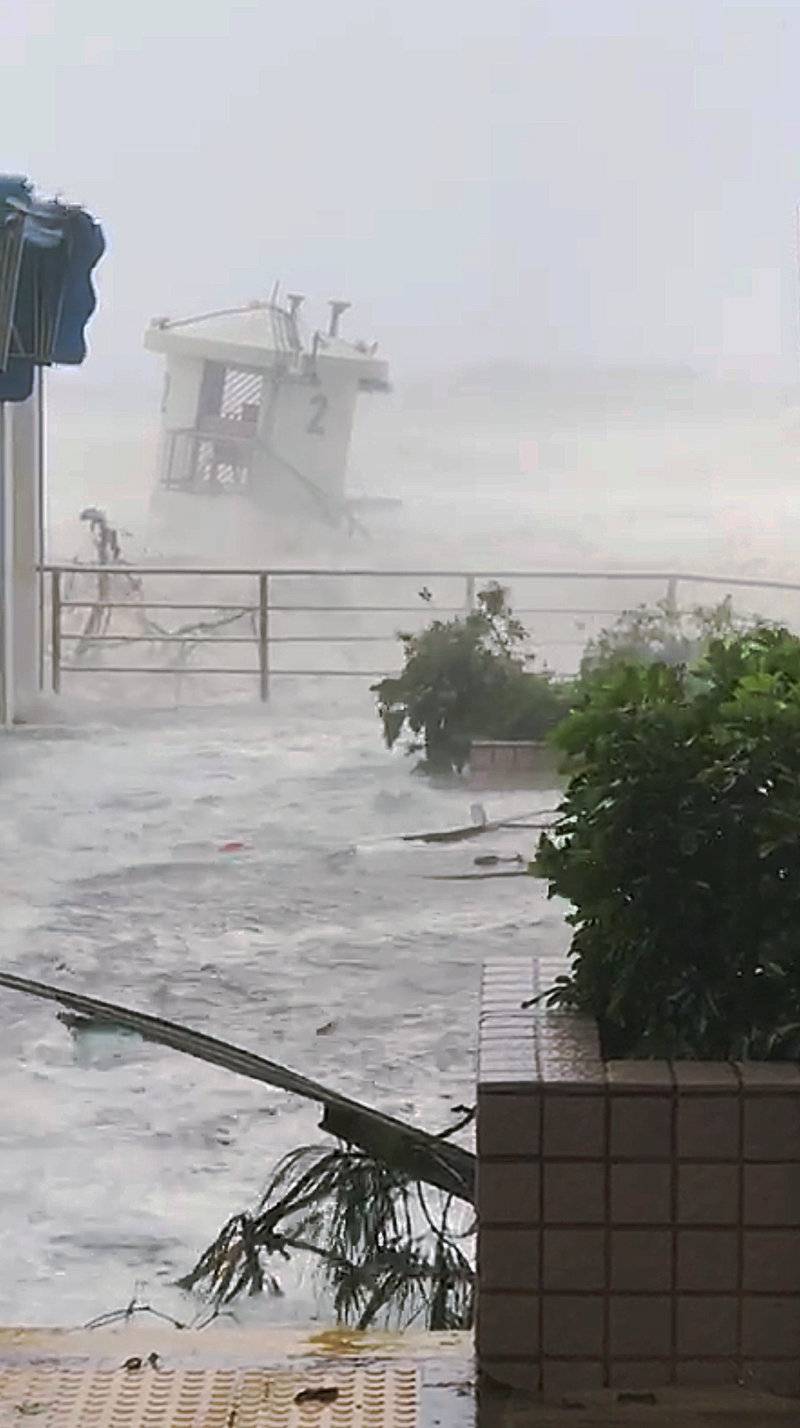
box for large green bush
[536,625,800,1060]
[373,584,572,774]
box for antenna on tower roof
[328,300,351,338]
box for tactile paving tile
[0,1362,418,1428]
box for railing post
[465,574,476,615]
[51,569,61,693]
[665,575,678,617]
[258,572,270,702]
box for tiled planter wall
[477,957,800,1396]
[468,741,559,789]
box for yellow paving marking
[0,1363,418,1428]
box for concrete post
[0,404,10,726]
[9,396,39,722]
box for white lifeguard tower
[144,294,390,558]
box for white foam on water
[3,371,799,1325]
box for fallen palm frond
[0,972,474,1204]
[423,869,534,882]
[0,973,476,1331]
[400,805,558,845]
[180,1138,475,1331]
[402,822,491,845]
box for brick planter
[477,957,800,1396]
[468,740,561,789]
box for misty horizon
[3,0,800,386]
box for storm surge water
[2,364,799,1325]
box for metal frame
[41,564,800,704]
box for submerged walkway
[0,701,563,1325]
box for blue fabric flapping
[0,175,104,401]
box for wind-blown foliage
[180,1136,475,1331]
[536,626,800,1060]
[373,584,572,774]
[579,596,752,681]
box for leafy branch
[179,1135,475,1332]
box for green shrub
[536,625,800,1060]
[580,596,750,682]
[373,584,573,774]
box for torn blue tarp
[0,176,104,401]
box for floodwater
[2,368,800,1327]
[0,693,565,1327]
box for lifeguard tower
[144,294,390,555]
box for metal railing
[42,564,800,702]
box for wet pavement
[0,1325,797,1426]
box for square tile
[480,993,527,1013]
[543,1093,604,1157]
[543,1228,605,1291]
[744,1163,800,1225]
[678,1164,738,1224]
[541,1295,604,1357]
[540,1361,604,1394]
[673,1063,738,1090]
[677,1230,737,1292]
[741,1361,800,1396]
[676,1297,737,1357]
[477,1090,540,1158]
[744,1094,800,1161]
[476,1291,539,1358]
[544,1162,604,1223]
[610,1095,671,1159]
[479,1228,540,1292]
[678,1096,739,1160]
[479,1361,540,1394]
[610,1163,671,1224]
[737,1063,800,1089]
[743,1297,800,1357]
[743,1229,800,1292]
[478,1161,539,1226]
[479,1042,537,1089]
[478,1068,538,1091]
[675,1359,739,1387]
[610,1230,671,1291]
[535,1009,601,1056]
[535,1015,603,1083]
[609,1362,672,1390]
[539,1053,605,1084]
[609,1297,671,1358]
[606,1061,672,1090]
[480,1017,536,1040]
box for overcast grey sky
[2,0,799,381]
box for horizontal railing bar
[267,606,621,616]
[61,666,260,676]
[60,632,588,647]
[60,634,400,646]
[61,635,255,645]
[512,607,621,616]
[61,601,258,612]
[233,670,397,677]
[23,565,765,585]
[266,605,464,614]
[55,602,639,622]
[61,666,397,677]
[42,563,800,594]
[255,636,399,644]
